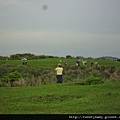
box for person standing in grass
[90,61,94,67]
[21,58,27,65]
[82,59,85,66]
[55,64,63,83]
[78,59,81,66]
[76,59,80,66]
[95,62,99,68]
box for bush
[2,71,22,84]
[84,76,104,85]
[64,75,74,82]
[102,70,111,79]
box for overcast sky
[0,0,120,58]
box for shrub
[12,79,26,86]
[64,75,74,82]
[100,66,106,72]
[102,70,111,79]
[84,76,104,85]
[2,71,22,85]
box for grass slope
[0,82,120,114]
[0,58,120,69]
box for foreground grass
[0,82,120,114]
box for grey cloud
[0,0,120,58]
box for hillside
[0,58,120,87]
[98,56,119,61]
[0,82,120,114]
[0,58,120,116]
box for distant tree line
[0,53,79,60]
[0,53,99,60]
[0,56,8,60]
[9,53,60,60]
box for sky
[0,0,120,58]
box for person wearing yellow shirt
[55,64,63,83]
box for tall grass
[0,59,120,87]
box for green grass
[0,58,120,114]
[0,58,120,69]
[0,82,120,114]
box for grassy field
[0,82,120,114]
[0,58,120,114]
[0,58,120,69]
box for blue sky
[0,0,120,58]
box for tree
[66,55,74,58]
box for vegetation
[0,57,120,87]
[0,82,120,114]
[2,71,22,86]
[84,76,104,85]
[0,54,120,114]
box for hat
[58,63,62,66]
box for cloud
[0,0,17,5]
[1,29,120,51]
[0,0,120,57]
